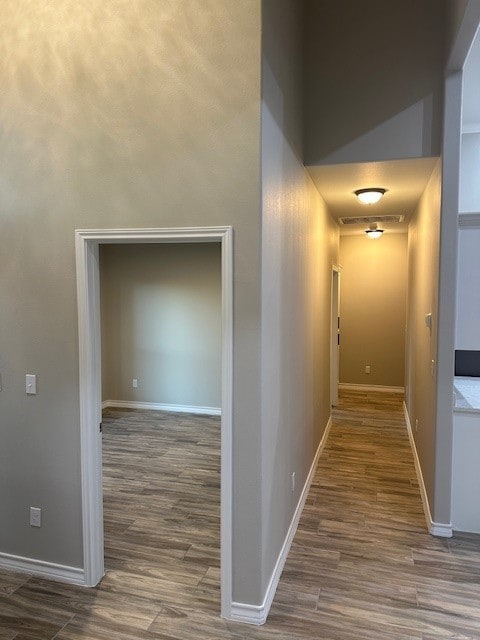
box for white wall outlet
[365,365,371,374]
[415,418,419,433]
[26,374,37,395]
[30,507,41,527]
[132,378,138,388]
[291,472,295,492]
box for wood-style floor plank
[1,392,480,639]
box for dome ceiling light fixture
[365,223,384,240]
[354,187,387,205]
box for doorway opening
[330,266,340,407]
[75,227,233,618]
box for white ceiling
[307,157,438,235]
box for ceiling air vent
[339,214,405,225]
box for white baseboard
[229,601,266,626]
[0,552,85,585]
[102,400,221,416]
[339,383,404,393]
[230,416,333,625]
[429,521,453,537]
[403,402,453,538]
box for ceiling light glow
[354,188,386,205]
[365,223,384,239]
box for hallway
[255,390,480,639]
[1,392,480,639]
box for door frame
[330,266,341,406]
[75,226,233,617]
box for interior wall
[100,243,221,409]
[304,0,445,166]
[460,134,480,211]
[446,0,471,58]
[0,0,264,603]
[339,233,407,388]
[445,0,480,70]
[405,160,442,513]
[452,412,480,533]
[456,227,480,350]
[261,0,339,600]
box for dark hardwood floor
[1,392,480,639]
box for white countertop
[454,376,480,413]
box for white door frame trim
[330,265,341,407]
[75,226,233,617]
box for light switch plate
[30,507,41,527]
[26,374,37,395]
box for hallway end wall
[339,233,407,388]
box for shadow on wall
[304,0,445,165]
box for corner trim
[230,416,333,625]
[102,400,221,416]
[339,383,404,394]
[403,402,453,538]
[0,553,85,585]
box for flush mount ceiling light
[354,187,386,205]
[365,223,384,239]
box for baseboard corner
[429,521,453,538]
[229,602,267,626]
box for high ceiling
[307,157,438,235]
[307,26,480,237]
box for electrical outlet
[365,365,371,374]
[291,472,295,492]
[30,507,41,527]
[132,378,138,388]
[415,419,419,433]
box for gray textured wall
[460,134,480,211]
[261,0,339,598]
[405,161,442,515]
[456,228,480,351]
[304,0,445,166]
[0,0,263,603]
